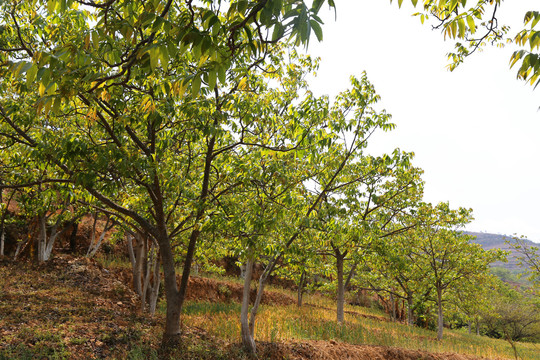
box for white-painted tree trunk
[127,233,145,298]
[37,213,72,262]
[240,257,256,354]
[37,214,47,262]
[128,232,161,314]
[146,242,161,315]
[86,215,113,258]
[148,252,161,316]
[0,231,4,257]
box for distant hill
[465,231,537,270]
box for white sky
[307,0,540,243]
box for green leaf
[47,0,56,13]
[191,74,201,97]
[312,0,324,14]
[26,64,38,87]
[152,16,164,32]
[310,20,323,42]
[92,31,100,50]
[466,15,476,34]
[38,67,51,87]
[159,44,170,69]
[149,47,159,71]
[208,69,217,90]
[457,18,466,38]
[15,62,32,78]
[272,23,284,41]
[218,66,226,85]
[52,96,62,114]
[237,0,248,14]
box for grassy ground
[1,255,539,360]
[180,293,540,360]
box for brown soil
[184,275,295,306]
[114,267,297,306]
[0,255,153,359]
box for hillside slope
[3,255,533,360]
[466,231,537,270]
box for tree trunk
[86,215,112,258]
[44,223,60,261]
[240,263,247,279]
[177,133,216,316]
[297,270,306,307]
[504,330,520,360]
[127,234,139,296]
[0,230,4,257]
[157,231,181,343]
[390,292,396,322]
[436,287,444,341]
[37,214,47,262]
[344,261,357,291]
[1,190,15,257]
[407,295,414,326]
[468,320,471,335]
[0,190,4,256]
[475,318,480,336]
[249,259,274,338]
[241,257,256,355]
[127,233,145,299]
[0,213,4,257]
[148,243,161,315]
[13,237,28,260]
[177,228,199,314]
[142,239,154,311]
[336,252,345,324]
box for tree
[481,282,540,360]
[85,211,114,258]
[409,203,505,340]
[233,72,400,354]
[364,230,432,326]
[314,154,424,324]
[509,236,540,286]
[398,0,540,89]
[126,228,162,315]
[446,271,497,335]
[0,0,336,345]
[0,153,84,262]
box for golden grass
[182,291,540,360]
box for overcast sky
[307,0,540,242]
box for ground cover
[1,255,538,359]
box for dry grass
[181,291,540,360]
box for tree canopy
[0,0,532,354]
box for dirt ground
[0,255,492,359]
